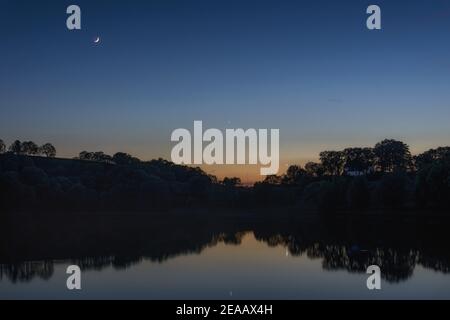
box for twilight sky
[1,0,450,182]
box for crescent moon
[94,37,100,44]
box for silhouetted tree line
[1,138,450,214]
[0,139,56,157]
[252,139,450,213]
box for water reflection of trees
[1,215,450,283]
[253,217,450,283]
[0,261,54,283]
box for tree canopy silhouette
[305,162,324,177]
[374,139,412,172]
[0,139,5,154]
[21,141,39,155]
[320,151,345,176]
[2,138,450,213]
[222,177,241,187]
[414,147,450,171]
[284,165,307,184]
[4,140,56,157]
[8,140,22,154]
[39,143,56,157]
[112,152,140,165]
[343,147,375,174]
[79,151,112,162]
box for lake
[1,212,450,299]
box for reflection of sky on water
[1,233,450,300]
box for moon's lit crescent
[94,37,100,43]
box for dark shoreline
[2,152,450,215]
[4,207,450,220]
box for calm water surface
[1,213,450,299]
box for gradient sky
[1,0,450,182]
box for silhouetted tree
[21,141,39,155]
[263,175,282,185]
[79,151,111,162]
[343,147,375,174]
[283,165,307,184]
[415,160,450,208]
[414,147,450,171]
[223,177,241,187]
[320,151,345,176]
[374,139,412,173]
[93,152,112,162]
[79,151,93,160]
[39,143,56,157]
[207,174,218,184]
[8,140,22,155]
[112,152,140,165]
[305,162,324,177]
[0,139,5,153]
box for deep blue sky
[1,0,450,180]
